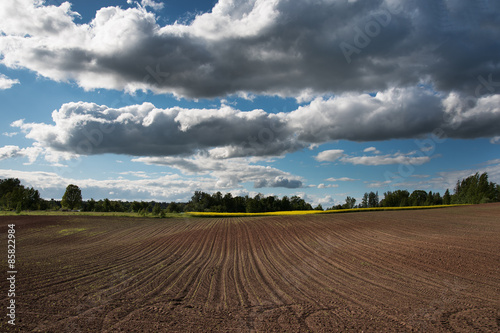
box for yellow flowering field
[187,204,465,217]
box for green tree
[368,191,379,208]
[452,172,498,204]
[152,203,162,216]
[344,196,356,209]
[87,198,96,212]
[361,193,368,208]
[281,196,291,211]
[61,184,82,210]
[443,189,451,205]
[166,202,179,213]
[410,190,428,206]
[425,191,434,206]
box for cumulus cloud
[290,88,500,142]
[134,0,164,11]
[0,74,19,90]
[289,88,445,143]
[325,177,358,182]
[0,145,41,164]
[390,161,500,192]
[317,183,338,189]
[12,101,299,158]
[0,168,210,201]
[340,154,432,166]
[1,0,499,100]
[254,176,302,189]
[10,87,500,163]
[363,147,380,154]
[2,1,500,155]
[133,154,303,189]
[316,148,434,166]
[366,180,392,188]
[314,149,345,162]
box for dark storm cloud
[4,0,500,154]
[1,0,499,99]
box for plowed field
[1,204,500,332]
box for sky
[0,0,499,208]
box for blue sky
[1,0,499,207]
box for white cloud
[363,147,381,154]
[0,145,42,164]
[376,160,500,193]
[288,88,446,143]
[314,149,345,162]
[0,74,19,90]
[12,101,299,158]
[316,146,434,167]
[2,132,18,137]
[491,136,500,144]
[118,171,150,179]
[340,154,431,166]
[410,174,430,179]
[11,89,500,166]
[325,177,358,182]
[366,180,392,188]
[5,83,498,177]
[140,0,164,11]
[317,183,338,189]
[0,168,207,201]
[133,154,303,189]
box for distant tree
[61,184,82,210]
[87,198,96,212]
[246,194,265,213]
[314,204,324,211]
[432,192,443,205]
[443,189,451,205]
[361,193,369,208]
[452,172,498,204]
[281,196,291,211]
[425,191,434,206]
[0,178,42,211]
[102,198,112,212]
[368,191,379,208]
[223,193,235,212]
[152,203,162,216]
[166,202,179,213]
[344,196,356,209]
[212,192,223,207]
[410,190,428,206]
[381,190,410,207]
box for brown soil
[1,203,500,332]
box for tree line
[0,178,45,213]
[330,172,499,210]
[185,191,315,213]
[1,172,499,214]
